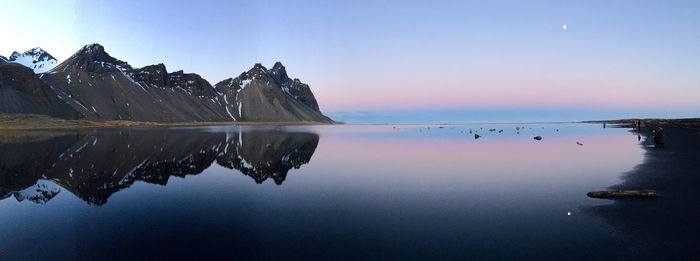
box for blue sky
[1,0,698,122]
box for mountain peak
[251,63,267,71]
[271,61,287,74]
[7,47,58,73]
[64,43,132,72]
[10,51,22,59]
[246,63,269,79]
[26,47,48,55]
[80,43,105,54]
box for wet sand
[586,125,700,259]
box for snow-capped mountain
[7,47,58,73]
[0,43,332,123]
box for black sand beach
[586,125,700,259]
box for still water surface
[0,124,644,260]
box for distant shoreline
[0,114,336,130]
[2,113,699,130]
[583,118,700,128]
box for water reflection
[0,128,319,206]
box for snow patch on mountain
[7,47,58,73]
[239,79,252,91]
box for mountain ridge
[1,43,332,123]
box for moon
[562,24,568,30]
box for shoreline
[583,118,700,128]
[0,114,337,130]
[2,113,699,130]
[584,124,700,259]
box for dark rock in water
[533,136,542,140]
[489,128,496,132]
[587,190,656,199]
[439,126,444,129]
[474,134,481,139]
[576,142,583,146]
[651,128,665,147]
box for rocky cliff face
[130,63,219,98]
[215,63,331,122]
[0,44,333,123]
[0,63,77,119]
[41,44,231,121]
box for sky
[1,0,699,122]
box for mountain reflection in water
[0,128,319,206]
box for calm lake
[0,124,646,260]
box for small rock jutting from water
[474,134,481,139]
[576,142,583,146]
[534,136,543,141]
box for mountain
[0,62,78,119]
[41,44,234,121]
[0,55,7,63]
[215,63,331,122]
[6,47,58,73]
[0,43,332,123]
